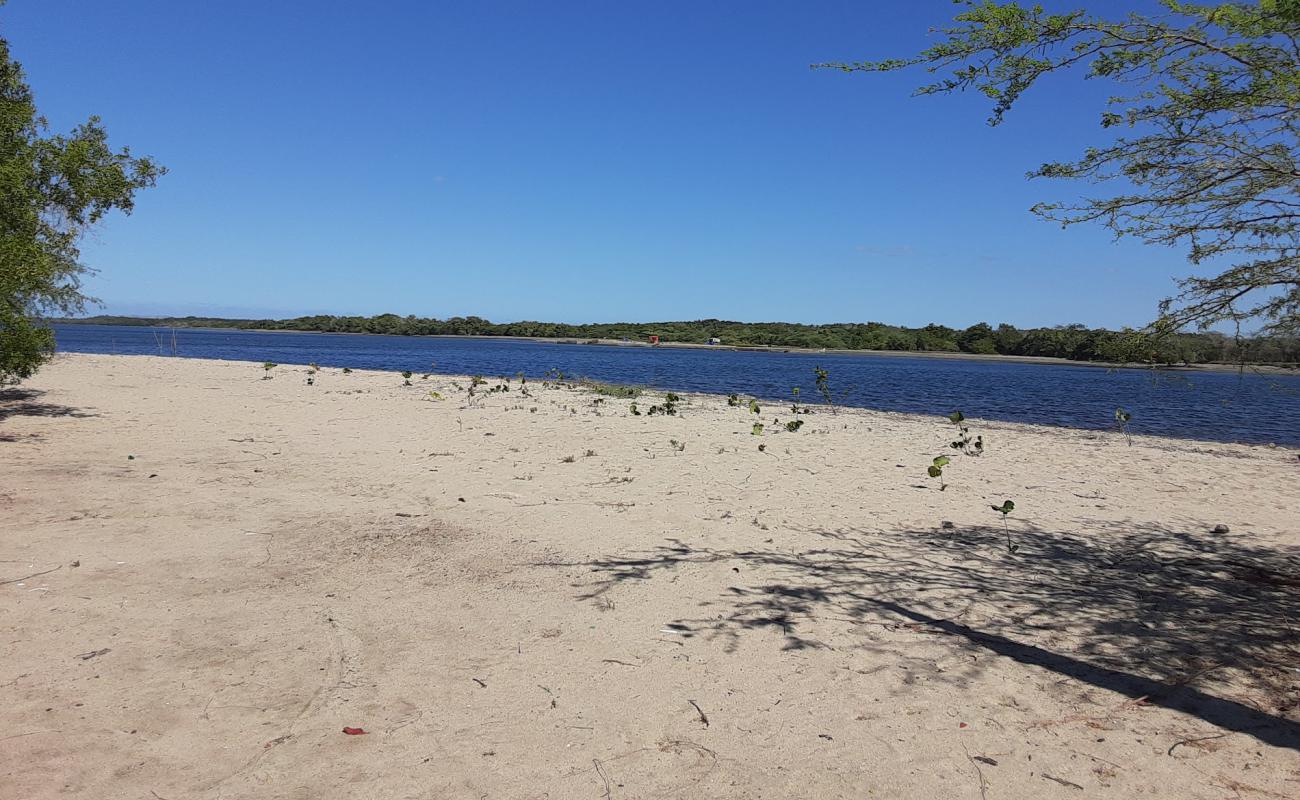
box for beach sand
[4,353,1298,799]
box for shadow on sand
[563,519,1300,750]
[0,388,96,440]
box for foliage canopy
[1,15,162,383]
[819,0,1300,337]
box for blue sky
[4,0,1189,328]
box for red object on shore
[648,335,660,345]
[342,727,368,735]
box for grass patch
[579,379,642,399]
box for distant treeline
[62,314,1300,365]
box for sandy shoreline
[4,354,1299,799]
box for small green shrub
[262,362,277,379]
[647,392,680,416]
[814,366,836,413]
[583,380,641,399]
[927,455,950,490]
[991,500,1017,553]
[947,411,983,455]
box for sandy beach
[3,353,1298,799]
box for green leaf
[927,465,942,477]
[947,411,965,424]
[932,456,950,468]
[991,500,1015,515]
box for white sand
[3,353,1298,799]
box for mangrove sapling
[785,419,804,432]
[1115,407,1133,446]
[751,422,764,436]
[927,455,951,491]
[727,394,741,407]
[991,500,1017,553]
[814,366,836,413]
[561,455,576,463]
[790,387,810,416]
[946,411,983,456]
[630,402,641,416]
[402,371,413,386]
[262,362,277,380]
[342,367,352,374]
[747,398,760,415]
[305,363,318,386]
[669,439,686,453]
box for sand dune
[3,354,1298,799]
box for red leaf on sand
[342,727,367,735]
[958,722,968,728]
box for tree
[819,0,1300,337]
[1,14,162,384]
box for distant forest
[63,314,1300,365]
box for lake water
[52,323,1300,446]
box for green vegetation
[784,419,804,432]
[813,366,838,412]
[261,361,276,379]
[401,370,412,386]
[581,380,641,398]
[946,411,983,456]
[646,392,681,416]
[928,411,984,490]
[1114,407,1133,447]
[991,500,1017,553]
[821,1,1300,339]
[927,456,951,491]
[1,22,163,384]
[61,314,1300,365]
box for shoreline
[46,352,1299,448]
[54,322,1299,373]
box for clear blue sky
[5,0,1188,328]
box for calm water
[53,324,1300,446]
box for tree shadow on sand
[0,388,96,441]
[563,519,1300,750]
